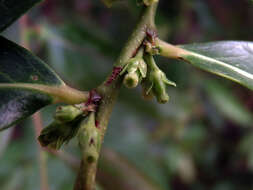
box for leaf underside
[0,88,51,130]
[0,36,64,131]
[180,41,253,90]
[0,0,43,32]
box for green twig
[73,2,159,190]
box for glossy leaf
[180,41,253,90]
[0,0,43,32]
[0,36,87,131]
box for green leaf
[0,0,43,32]
[180,41,253,90]
[0,36,88,131]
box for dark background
[1,0,253,189]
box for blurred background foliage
[1,0,253,189]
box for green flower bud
[78,113,101,163]
[54,105,83,123]
[121,54,147,89]
[144,54,176,104]
[150,70,170,104]
[124,72,139,88]
[138,59,147,78]
[38,118,81,150]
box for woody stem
[73,2,159,190]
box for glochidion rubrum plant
[0,0,253,189]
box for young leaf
[179,41,253,90]
[0,36,88,131]
[0,0,43,32]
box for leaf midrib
[183,51,253,80]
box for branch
[73,2,159,190]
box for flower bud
[138,59,147,78]
[123,72,139,88]
[150,70,170,103]
[54,105,83,123]
[121,56,147,89]
[144,54,176,104]
[38,119,81,150]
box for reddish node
[89,138,94,146]
[106,66,123,85]
[146,28,158,45]
[85,90,102,106]
[95,120,100,128]
[31,75,39,81]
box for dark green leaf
[0,36,87,131]
[0,0,43,32]
[0,37,63,85]
[180,41,253,90]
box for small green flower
[38,105,86,150]
[38,118,82,150]
[124,72,140,89]
[54,105,83,123]
[143,54,176,104]
[149,69,176,103]
[121,52,147,88]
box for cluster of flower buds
[38,105,86,150]
[38,104,101,163]
[121,47,176,104]
[121,49,147,88]
[142,54,176,104]
[144,40,160,55]
[77,112,101,163]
